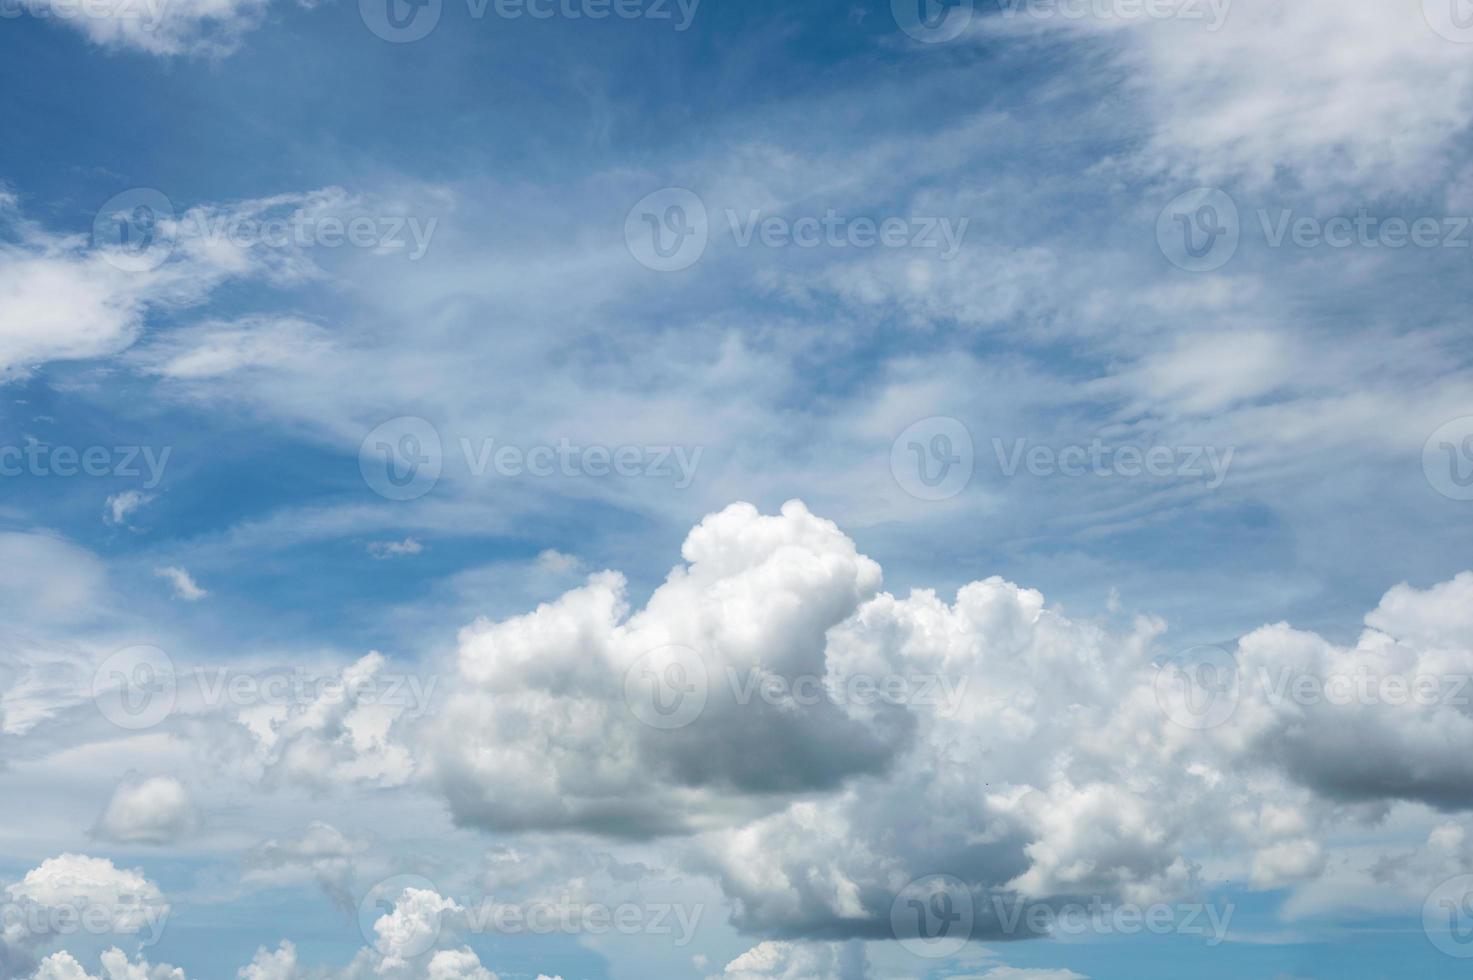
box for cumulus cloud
[92,774,196,845]
[427,500,900,837]
[410,501,1473,946]
[3,855,169,954]
[31,947,186,980]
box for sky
[2,0,1473,977]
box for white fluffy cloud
[3,855,169,956]
[92,774,196,845]
[427,500,896,837]
[412,501,1473,944]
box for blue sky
[2,1,1473,978]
